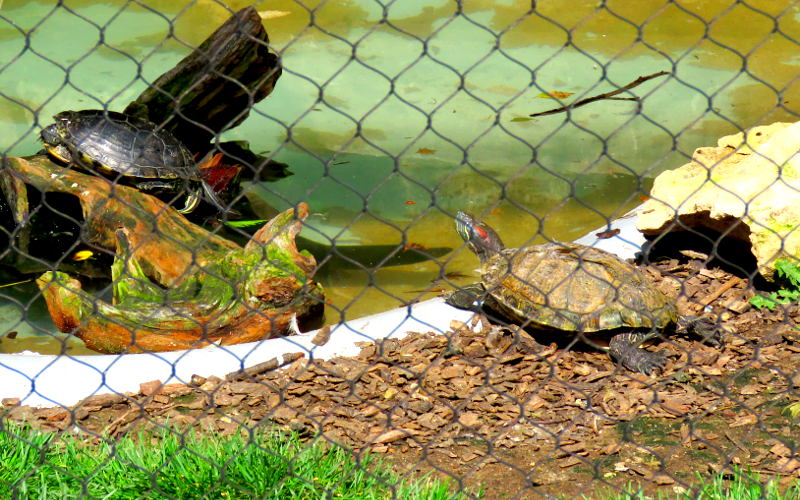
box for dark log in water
[124,6,282,153]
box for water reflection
[0,283,95,355]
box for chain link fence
[2,1,800,498]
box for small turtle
[40,109,229,214]
[447,211,720,374]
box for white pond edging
[0,209,646,407]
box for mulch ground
[4,247,800,499]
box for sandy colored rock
[637,121,800,280]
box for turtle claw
[609,332,666,375]
[677,315,723,346]
[621,349,667,375]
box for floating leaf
[199,153,241,193]
[258,10,292,19]
[416,148,436,154]
[510,117,531,122]
[536,90,574,99]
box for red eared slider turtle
[40,110,229,214]
[447,211,720,374]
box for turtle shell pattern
[482,242,679,332]
[46,110,199,181]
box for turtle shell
[41,110,199,181]
[482,243,678,332]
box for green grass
[749,258,800,311]
[602,470,800,499]
[0,422,472,499]
[5,422,800,500]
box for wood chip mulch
[4,252,800,498]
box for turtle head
[455,210,504,262]
[40,122,74,163]
[39,124,62,147]
[40,112,78,146]
[40,114,77,163]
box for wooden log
[36,207,323,353]
[5,156,324,353]
[124,6,281,152]
[5,156,237,285]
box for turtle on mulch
[446,211,722,374]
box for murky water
[1,0,798,353]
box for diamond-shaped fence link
[1,1,800,498]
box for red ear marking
[475,226,488,240]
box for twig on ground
[225,352,305,381]
[698,277,742,307]
[312,325,332,346]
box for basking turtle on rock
[40,109,231,214]
[447,211,721,374]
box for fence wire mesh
[2,1,800,498]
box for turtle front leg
[608,332,666,375]
[177,189,200,214]
[135,181,200,214]
[201,180,238,216]
[676,316,723,346]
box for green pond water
[0,0,798,354]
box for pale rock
[637,121,800,280]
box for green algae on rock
[34,203,323,353]
[2,155,323,353]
